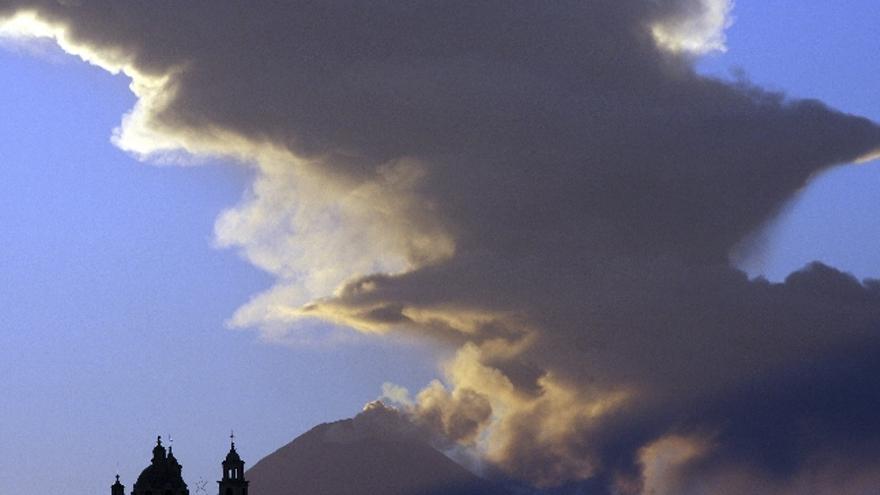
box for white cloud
[652,0,735,55]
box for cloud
[651,0,735,55]
[638,434,712,495]
[3,1,880,492]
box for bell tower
[218,432,248,495]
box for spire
[111,473,125,495]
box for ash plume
[3,1,880,493]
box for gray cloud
[4,1,880,492]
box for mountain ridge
[246,414,511,495]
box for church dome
[135,463,187,488]
[225,445,242,464]
[132,437,189,495]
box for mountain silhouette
[246,407,510,495]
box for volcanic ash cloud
[4,1,880,493]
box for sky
[697,1,880,281]
[0,43,441,492]
[0,2,879,495]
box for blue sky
[1,2,879,494]
[0,44,440,493]
[697,1,880,280]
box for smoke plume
[4,1,880,492]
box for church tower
[111,474,124,495]
[218,433,249,495]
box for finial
[230,429,235,448]
[157,435,162,446]
[116,474,120,482]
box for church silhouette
[112,435,248,495]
